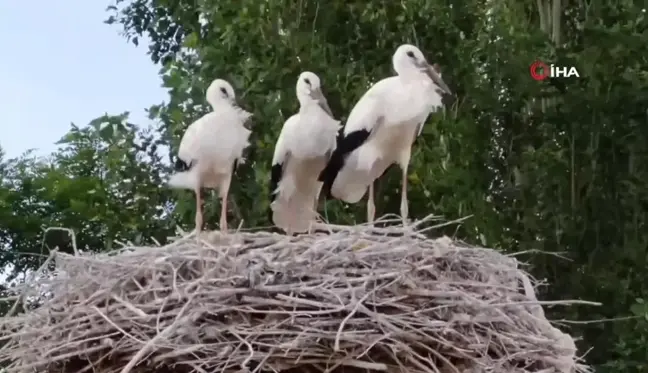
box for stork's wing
[177,110,250,168]
[344,94,382,135]
[269,115,299,201]
[317,96,385,192]
[177,116,205,163]
[271,116,299,166]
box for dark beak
[309,88,334,118]
[419,62,453,96]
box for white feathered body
[168,103,252,194]
[271,102,341,233]
[331,73,444,203]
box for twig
[0,215,596,373]
[3,249,58,319]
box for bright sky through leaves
[0,1,166,158]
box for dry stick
[119,290,197,373]
[339,359,388,371]
[92,306,145,344]
[111,295,147,317]
[334,291,373,351]
[3,248,58,320]
[416,216,473,234]
[3,344,108,372]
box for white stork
[269,71,341,235]
[168,78,252,235]
[318,44,453,224]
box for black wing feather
[174,158,192,172]
[317,128,371,199]
[267,162,284,222]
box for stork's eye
[304,78,311,85]
[220,87,228,96]
[406,51,415,58]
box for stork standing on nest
[269,71,341,235]
[318,44,453,225]
[168,78,252,235]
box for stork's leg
[313,193,320,215]
[219,173,232,233]
[308,194,319,234]
[367,182,376,224]
[194,186,204,238]
[400,164,410,226]
[313,184,323,221]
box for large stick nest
[0,216,591,373]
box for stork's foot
[400,206,409,227]
[307,221,317,235]
[309,214,324,234]
[219,218,228,234]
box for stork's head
[296,71,322,102]
[392,44,453,97]
[206,79,236,108]
[296,71,334,117]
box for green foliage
[0,0,647,371]
[0,114,175,279]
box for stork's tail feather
[167,171,197,190]
[270,175,320,234]
[271,199,317,234]
[268,163,283,223]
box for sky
[0,1,168,159]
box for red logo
[530,61,550,81]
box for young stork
[318,44,453,224]
[168,78,252,235]
[269,71,341,235]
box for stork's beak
[309,87,334,118]
[419,61,453,96]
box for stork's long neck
[393,60,422,81]
[209,99,233,111]
[296,91,313,108]
[398,69,426,84]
